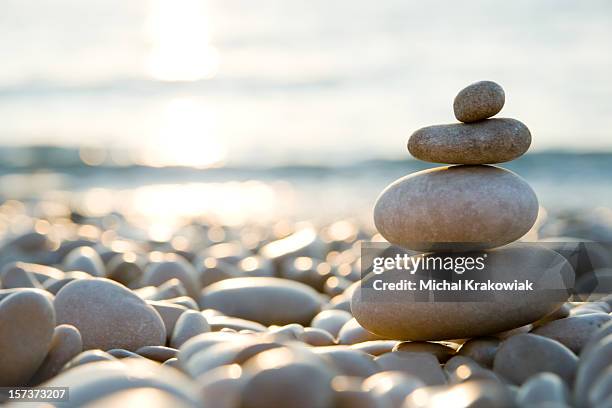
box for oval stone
[0,290,56,386]
[493,334,578,385]
[531,313,611,354]
[351,245,573,340]
[453,80,505,123]
[55,278,166,351]
[373,165,538,251]
[199,277,322,326]
[29,324,83,385]
[408,118,531,164]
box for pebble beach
[1,81,612,408]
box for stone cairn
[352,81,574,342]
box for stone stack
[352,81,573,340]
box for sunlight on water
[146,0,218,81]
[140,98,226,168]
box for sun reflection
[146,0,219,81]
[141,98,226,168]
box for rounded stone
[373,165,538,251]
[404,380,515,408]
[350,340,399,356]
[351,245,572,340]
[170,310,210,348]
[0,262,44,289]
[29,324,83,385]
[311,309,353,338]
[136,346,177,362]
[457,337,500,367]
[62,350,117,370]
[44,359,201,406]
[299,327,336,346]
[147,300,188,342]
[313,346,379,377]
[516,372,570,406]
[241,346,336,408]
[83,388,196,408]
[574,334,612,408]
[62,246,106,277]
[453,80,505,123]
[338,318,387,345]
[392,341,456,363]
[199,277,323,326]
[362,371,425,408]
[0,290,56,386]
[54,278,166,351]
[493,334,578,385]
[197,364,248,408]
[408,118,530,164]
[374,351,446,386]
[531,313,611,354]
[141,254,200,300]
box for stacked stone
[352,81,573,341]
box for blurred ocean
[0,0,611,222]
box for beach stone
[516,372,570,406]
[146,278,188,301]
[457,337,500,367]
[444,355,503,384]
[63,246,106,277]
[0,290,56,386]
[141,254,200,299]
[45,359,201,407]
[453,80,505,123]
[338,318,387,345]
[373,165,538,251]
[374,351,446,385]
[106,252,143,287]
[166,296,199,310]
[313,346,379,377]
[311,309,353,338]
[197,364,248,408]
[531,313,610,353]
[581,320,612,356]
[241,346,336,408]
[136,346,177,362]
[0,262,44,289]
[196,257,241,288]
[55,278,166,351]
[350,340,400,356]
[147,300,188,342]
[19,262,65,284]
[574,334,612,408]
[170,310,210,348]
[362,371,424,408]
[404,380,515,408]
[83,388,196,408]
[392,341,456,363]
[589,366,612,408]
[177,332,243,365]
[299,327,336,346]
[62,350,117,370]
[29,324,83,385]
[408,118,530,165]
[208,315,267,332]
[331,376,386,408]
[493,334,578,385]
[200,277,322,326]
[107,348,144,359]
[352,245,572,340]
